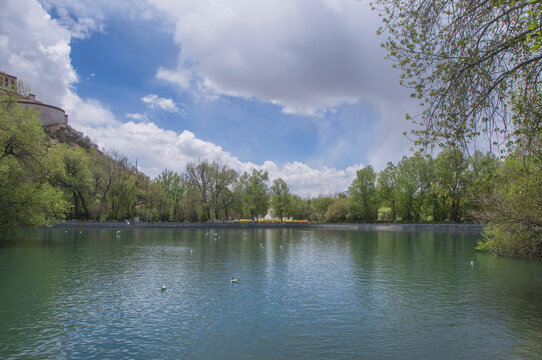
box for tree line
[1,88,505,229]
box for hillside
[43,124,98,150]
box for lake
[1,228,542,359]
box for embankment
[51,222,486,233]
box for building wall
[0,73,17,90]
[1,72,68,126]
[19,100,68,126]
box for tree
[287,195,310,220]
[235,169,269,220]
[90,149,128,220]
[394,157,418,221]
[325,198,349,222]
[185,160,237,220]
[372,0,542,152]
[154,169,186,221]
[373,0,542,255]
[208,161,237,219]
[108,170,137,220]
[433,148,469,222]
[476,150,542,257]
[376,162,397,221]
[349,166,377,221]
[393,155,429,222]
[49,144,93,220]
[466,151,501,211]
[310,196,335,221]
[186,160,213,220]
[269,178,291,221]
[0,93,67,230]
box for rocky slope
[44,124,98,150]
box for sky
[0,0,418,197]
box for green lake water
[1,228,542,359]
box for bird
[470,261,474,266]
[116,230,121,234]
[161,284,167,291]
[231,278,239,283]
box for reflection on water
[1,228,542,359]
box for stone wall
[1,72,68,127]
[52,221,486,233]
[18,99,68,126]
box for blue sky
[0,0,418,196]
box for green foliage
[372,0,542,257]
[310,197,334,221]
[325,198,349,222]
[393,155,428,222]
[108,171,137,220]
[432,148,469,222]
[154,169,186,221]
[287,195,310,220]
[476,151,542,257]
[348,166,377,221]
[372,0,542,152]
[48,144,93,220]
[0,93,68,231]
[377,207,394,222]
[269,178,291,221]
[235,169,269,220]
[185,160,238,221]
[376,162,397,212]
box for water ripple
[1,229,542,359]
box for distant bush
[377,207,394,223]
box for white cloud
[82,120,360,197]
[0,0,76,107]
[126,113,150,122]
[148,0,403,116]
[156,66,191,90]
[1,0,410,197]
[37,0,153,23]
[64,94,120,128]
[141,94,181,113]
[56,7,104,39]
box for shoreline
[49,221,486,233]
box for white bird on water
[470,261,474,266]
[231,278,239,283]
[161,284,167,291]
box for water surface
[1,228,541,359]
